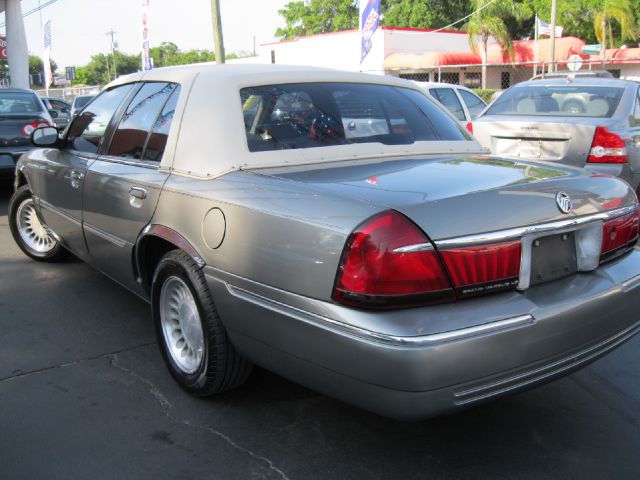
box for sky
[1,0,291,68]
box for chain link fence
[391,58,638,91]
[33,85,103,102]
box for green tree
[150,42,220,67]
[466,0,530,88]
[28,55,57,87]
[383,0,470,30]
[526,0,603,45]
[72,51,140,85]
[275,0,358,39]
[593,0,636,49]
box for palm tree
[465,0,530,89]
[593,0,636,51]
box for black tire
[151,250,252,396]
[8,185,69,262]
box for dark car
[0,88,53,179]
[41,96,71,128]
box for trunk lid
[0,114,49,147]
[261,155,635,241]
[472,117,606,168]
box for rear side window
[458,89,486,119]
[143,85,181,162]
[241,82,468,152]
[429,88,465,121]
[486,85,625,118]
[67,84,134,154]
[107,82,176,160]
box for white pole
[548,0,558,73]
[533,13,538,77]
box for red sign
[0,36,6,60]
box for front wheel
[151,250,252,396]
[8,185,68,262]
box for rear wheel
[151,250,252,395]
[8,185,68,262]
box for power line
[0,0,61,29]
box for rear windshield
[486,85,624,118]
[240,82,469,152]
[0,91,43,114]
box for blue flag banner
[360,0,381,63]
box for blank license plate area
[530,232,577,286]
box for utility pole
[107,29,118,79]
[548,0,557,73]
[210,0,225,64]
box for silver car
[9,65,640,420]
[413,81,487,123]
[470,77,640,193]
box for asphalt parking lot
[1,180,639,480]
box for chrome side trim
[39,199,82,227]
[397,205,638,252]
[83,222,130,248]
[140,224,206,267]
[225,283,535,347]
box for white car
[413,81,487,124]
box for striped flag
[536,17,563,38]
[42,20,53,89]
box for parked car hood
[258,155,635,240]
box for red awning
[385,51,480,69]
[589,48,640,64]
[486,36,586,64]
[384,37,587,69]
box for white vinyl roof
[108,64,483,178]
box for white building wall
[257,29,386,74]
[252,28,469,75]
[382,29,471,56]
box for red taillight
[601,210,639,260]
[440,241,522,296]
[332,211,454,308]
[22,122,50,137]
[587,126,627,164]
[466,122,473,134]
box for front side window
[486,85,625,118]
[67,85,135,154]
[241,82,469,152]
[429,88,466,121]
[108,82,176,160]
[458,89,487,119]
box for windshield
[0,91,43,114]
[486,85,625,118]
[240,82,470,152]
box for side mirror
[31,126,59,147]
[48,109,59,119]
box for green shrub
[472,88,499,103]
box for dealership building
[246,26,640,89]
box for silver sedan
[469,77,640,193]
[8,65,640,420]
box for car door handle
[64,170,84,181]
[64,170,84,188]
[129,186,148,200]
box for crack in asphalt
[109,353,290,480]
[0,342,156,384]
